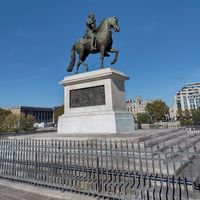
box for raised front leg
[109,47,119,65]
[100,46,105,69]
[76,59,88,74]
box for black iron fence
[0,138,199,199]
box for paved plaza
[7,128,177,140]
[0,179,96,200]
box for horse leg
[81,61,88,71]
[100,46,105,69]
[76,57,89,74]
[109,47,119,65]
[75,60,81,74]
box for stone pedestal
[57,68,135,134]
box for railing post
[34,140,38,186]
[11,150,15,180]
[96,156,100,194]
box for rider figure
[85,12,97,51]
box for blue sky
[0,0,200,108]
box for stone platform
[57,68,135,134]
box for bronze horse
[67,16,120,74]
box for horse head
[108,16,120,32]
[98,16,120,33]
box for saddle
[82,37,110,57]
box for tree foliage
[136,113,151,129]
[2,114,21,132]
[0,108,11,131]
[19,114,36,132]
[0,111,36,133]
[145,100,169,122]
[192,109,200,126]
[178,109,193,126]
[54,105,64,123]
[137,113,151,124]
[177,109,200,126]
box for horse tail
[67,45,76,72]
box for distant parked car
[33,122,45,128]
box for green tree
[178,109,192,126]
[19,114,36,132]
[2,114,21,132]
[0,108,11,132]
[2,113,36,133]
[192,108,200,126]
[137,113,151,129]
[137,113,151,124]
[177,109,183,120]
[145,100,169,122]
[53,105,64,123]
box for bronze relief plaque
[70,85,105,108]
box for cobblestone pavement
[0,179,96,200]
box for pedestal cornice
[60,68,129,86]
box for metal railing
[0,138,199,200]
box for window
[189,99,195,110]
[196,98,200,108]
[183,96,188,109]
[177,100,181,109]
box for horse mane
[98,18,108,30]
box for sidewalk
[0,178,96,200]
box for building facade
[174,82,200,114]
[5,106,53,123]
[126,96,153,118]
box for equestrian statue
[67,12,120,74]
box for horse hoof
[111,61,115,65]
[66,67,70,72]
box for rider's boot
[91,36,97,51]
